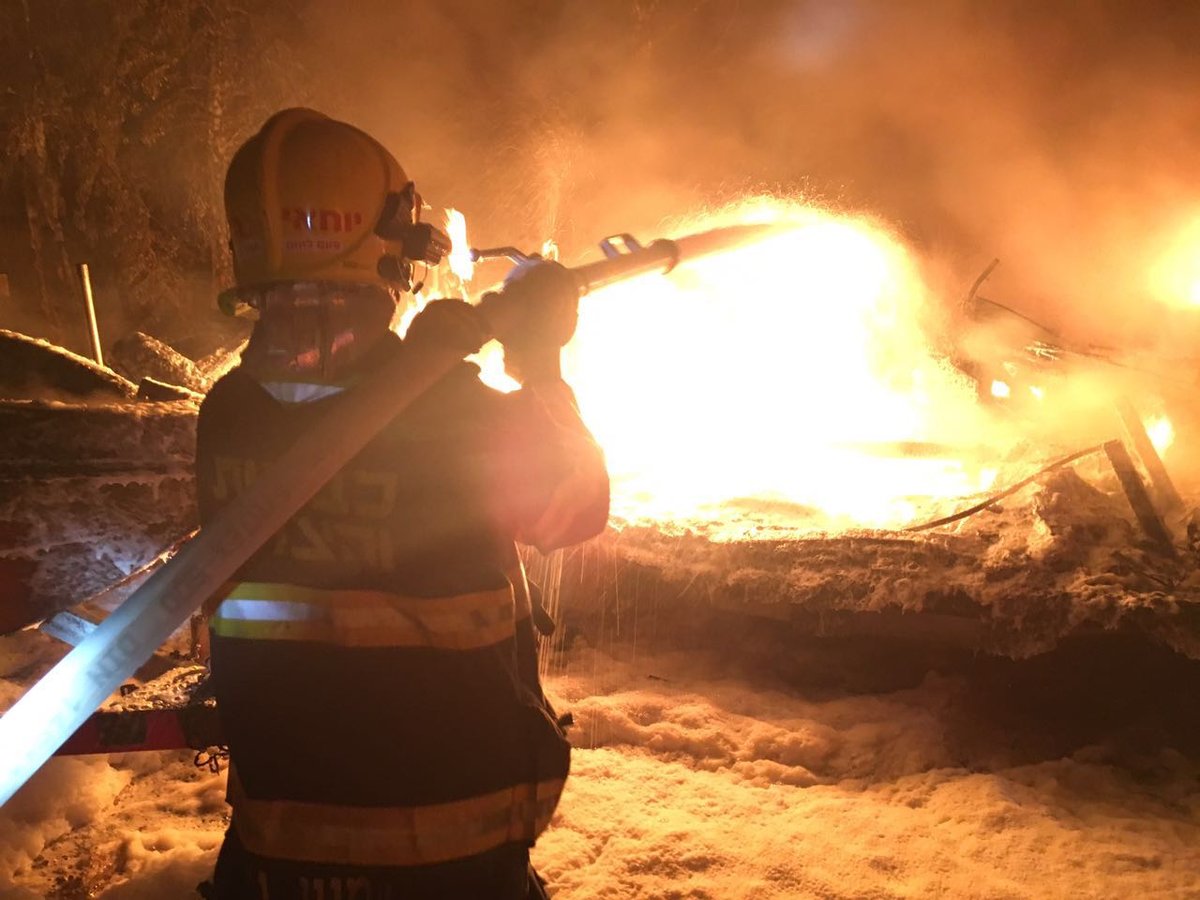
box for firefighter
[197,108,609,899]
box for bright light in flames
[1144,415,1175,455]
[563,198,997,531]
[990,380,1011,399]
[394,210,516,392]
[1150,214,1200,308]
[445,208,475,282]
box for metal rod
[963,257,1000,311]
[470,246,533,264]
[78,263,104,367]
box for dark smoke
[297,1,1200,347]
[4,0,1200,356]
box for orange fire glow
[445,208,475,283]
[395,209,519,392]
[1144,415,1175,456]
[1150,214,1200,308]
[561,198,1000,531]
[434,199,1185,535]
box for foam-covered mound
[532,465,1200,660]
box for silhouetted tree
[0,0,310,344]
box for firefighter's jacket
[196,332,609,870]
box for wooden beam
[1115,397,1183,514]
[1104,439,1175,554]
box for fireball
[562,198,998,532]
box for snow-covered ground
[1,630,1198,899]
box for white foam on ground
[1,634,1197,897]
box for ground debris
[539,464,1200,660]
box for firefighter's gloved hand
[404,298,488,357]
[496,261,580,384]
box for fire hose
[0,221,782,807]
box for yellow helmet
[221,108,447,313]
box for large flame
[424,199,1186,535]
[562,198,999,532]
[445,208,476,282]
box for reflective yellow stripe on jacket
[228,767,565,867]
[210,582,516,650]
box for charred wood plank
[1116,397,1183,514]
[1103,440,1174,553]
